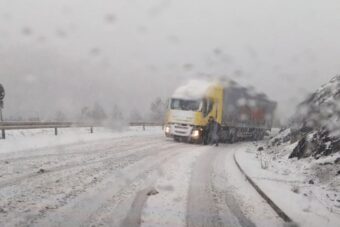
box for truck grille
[174,125,189,129]
[171,124,192,137]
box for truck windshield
[170,99,202,111]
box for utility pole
[0,83,4,121]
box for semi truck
[164,79,277,143]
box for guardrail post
[1,129,5,139]
[54,127,58,136]
[90,127,93,134]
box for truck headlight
[165,126,171,134]
[191,129,200,138]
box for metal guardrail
[129,122,164,131]
[0,121,163,139]
[0,122,95,139]
[129,122,163,127]
[0,122,92,129]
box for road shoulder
[234,146,340,227]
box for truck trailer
[164,79,277,143]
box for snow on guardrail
[0,122,162,139]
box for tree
[109,104,126,129]
[92,102,107,123]
[80,106,92,122]
[150,97,167,123]
[111,104,123,122]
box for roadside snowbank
[0,126,163,154]
[235,143,340,227]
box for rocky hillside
[284,75,340,159]
[264,76,340,215]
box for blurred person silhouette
[206,116,220,146]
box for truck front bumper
[164,124,203,142]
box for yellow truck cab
[164,80,223,143]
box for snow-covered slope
[288,75,340,159]
[259,76,340,221]
[294,75,340,131]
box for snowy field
[0,126,161,154]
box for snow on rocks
[243,75,340,226]
[288,75,340,159]
[242,75,340,226]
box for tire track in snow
[121,187,156,227]
[141,145,207,227]
[86,147,190,227]
[0,139,168,189]
[0,140,182,227]
[187,149,226,227]
[187,146,255,227]
[32,144,188,227]
[0,136,162,163]
[212,149,255,227]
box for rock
[309,179,314,185]
[37,168,46,174]
[147,189,159,196]
[257,147,264,151]
[319,162,333,166]
[287,75,340,159]
[289,137,307,159]
[271,138,281,146]
[291,185,300,194]
[335,157,340,164]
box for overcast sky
[0,0,339,121]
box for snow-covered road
[0,130,282,227]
